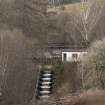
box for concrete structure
[34,42,89,63]
[62,51,87,62]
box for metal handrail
[31,65,42,103]
[35,65,42,97]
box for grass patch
[53,63,64,89]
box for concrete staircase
[36,70,54,99]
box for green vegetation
[62,0,80,4]
[53,63,64,89]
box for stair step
[39,91,51,94]
[36,69,54,99]
[40,86,51,89]
[41,78,52,81]
[39,95,50,98]
[43,74,52,76]
[41,82,52,85]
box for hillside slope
[47,3,82,14]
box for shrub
[53,63,64,89]
[59,6,66,11]
[82,38,105,89]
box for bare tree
[73,0,105,41]
[0,29,38,105]
[0,31,8,91]
[81,38,105,89]
[0,29,25,92]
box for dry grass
[47,0,105,15]
[32,90,105,105]
[72,90,105,105]
[47,3,82,14]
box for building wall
[62,51,87,62]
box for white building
[62,51,87,62]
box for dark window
[63,53,67,61]
[72,53,78,60]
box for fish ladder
[36,70,54,99]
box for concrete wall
[62,51,87,62]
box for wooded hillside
[0,0,105,105]
[47,0,105,44]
